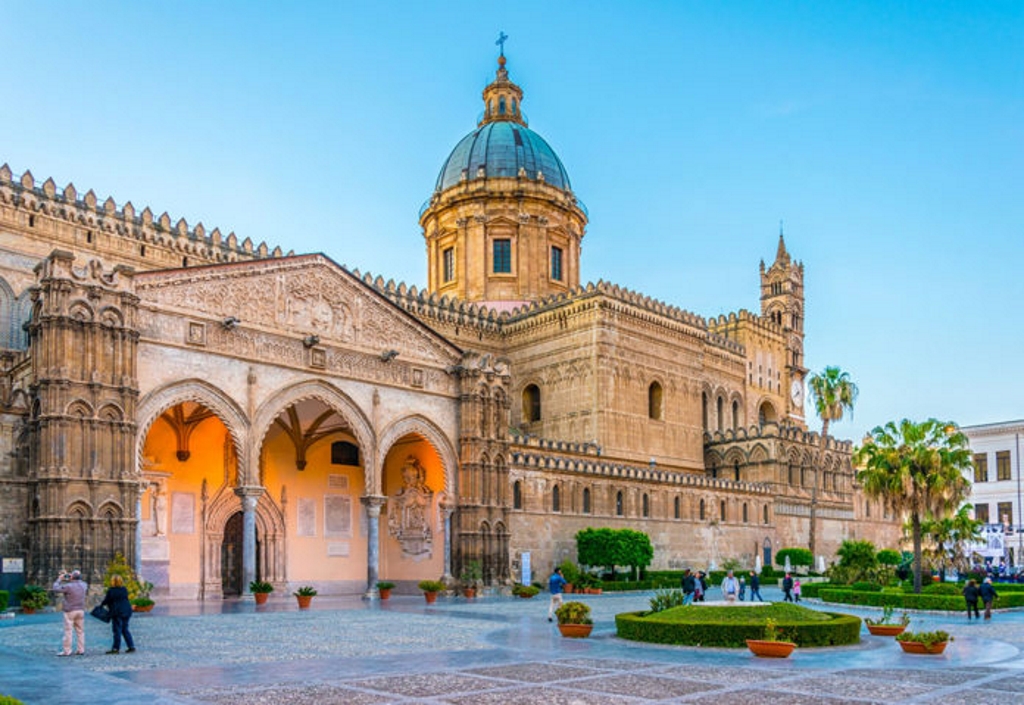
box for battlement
[708,309,784,338]
[0,164,291,267]
[704,422,854,453]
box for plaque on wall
[327,542,350,557]
[324,495,352,538]
[297,498,316,537]
[327,474,349,490]
[171,492,195,534]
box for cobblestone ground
[2,591,1022,704]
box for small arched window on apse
[720,500,727,522]
[743,503,749,523]
[552,484,560,512]
[716,396,724,430]
[732,400,740,429]
[513,480,522,510]
[642,493,649,517]
[699,499,706,520]
[616,491,624,516]
[648,381,663,420]
[734,460,740,482]
[522,384,541,423]
[582,487,591,514]
[674,495,680,519]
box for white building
[963,420,1024,566]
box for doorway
[221,512,261,596]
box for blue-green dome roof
[434,121,572,193]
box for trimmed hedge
[615,606,861,648]
[819,588,1024,611]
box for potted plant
[746,617,796,658]
[249,580,274,605]
[460,560,482,598]
[512,583,540,599]
[896,630,952,654]
[376,581,395,600]
[864,605,910,636]
[293,585,317,609]
[131,581,156,612]
[558,560,581,594]
[555,600,593,638]
[418,579,445,604]
[16,585,49,614]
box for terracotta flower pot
[423,591,438,604]
[378,588,392,600]
[21,607,36,615]
[133,603,154,613]
[866,624,906,637]
[557,623,593,638]
[253,592,270,605]
[463,587,476,599]
[746,639,796,658]
[898,640,948,654]
[564,584,574,594]
[296,595,313,609]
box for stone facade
[0,53,899,599]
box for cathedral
[0,52,897,599]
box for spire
[775,221,790,265]
[479,34,527,127]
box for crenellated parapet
[708,308,785,338]
[0,164,291,271]
[704,422,853,453]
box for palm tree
[807,366,858,560]
[919,504,983,580]
[855,419,973,593]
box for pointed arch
[137,379,249,481]
[377,414,457,497]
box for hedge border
[615,610,861,648]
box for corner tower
[420,51,588,309]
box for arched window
[702,393,708,431]
[699,499,705,521]
[743,503,749,523]
[648,381,663,420]
[616,491,624,516]
[552,484,560,512]
[582,488,591,514]
[763,505,769,524]
[642,493,649,517]
[513,481,522,510]
[716,396,724,430]
[522,384,541,423]
[758,401,778,425]
[732,400,740,429]
[674,495,680,519]
[866,499,871,518]
[734,461,740,482]
[788,463,796,485]
[720,500,727,522]
[499,96,506,114]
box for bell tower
[760,230,806,418]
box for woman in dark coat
[962,579,981,620]
[100,575,136,654]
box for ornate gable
[135,254,462,367]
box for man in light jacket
[721,570,740,603]
[52,569,88,656]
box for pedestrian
[738,575,746,601]
[721,570,740,603]
[681,568,696,606]
[749,571,763,602]
[979,577,998,620]
[547,567,566,622]
[100,575,136,654]
[52,569,88,656]
[962,579,980,620]
[696,571,708,602]
[793,578,802,602]
[782,573,794,602]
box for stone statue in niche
[388,455,433,558]
[151,480,167,536]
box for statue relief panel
[387,455,434,560]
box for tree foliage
[775,547,813,569]
[832,539,878,584]
[855,418,972,594]
[576,527,654,575]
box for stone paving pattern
[1,587,1022,704]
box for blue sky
[2,2,1021,442]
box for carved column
[441,498,455,580]
[361,495,386,598]
[235,486,263,597]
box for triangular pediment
[136,254,462,367]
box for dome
[434,121,572,193]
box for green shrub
[0,590,8,612]
[775,547,814,569]
[417,580,445,593]
[293,585,318,597]
[897,630,952,648]
[600,579,656,592]
[557,559,581,586]
[555,600,592,625]
[249,580,274,594]
[615,604,860,648]
[16,585,49,610]
[649,588,685,613]
[920,582,960,595]
[512,584,540,597]
[0,695,26,705]
[851,581,882,592]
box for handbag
[89,605,111,623]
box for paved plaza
[2,587,1023,704]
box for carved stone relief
[387,455,433,559]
